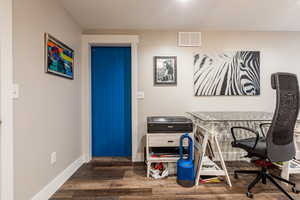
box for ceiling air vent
[178,32,201,47]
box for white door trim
[81,34,139,162]
[0,0,14,199]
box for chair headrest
[271,74,277,89]
[271,72,298,90]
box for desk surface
[188,111,274,122]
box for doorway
[91,47,132,157]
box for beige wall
[1,0,14,199]
[84,30,300,160]
[14,0,82,199]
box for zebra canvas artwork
[194,51,260,96]
[154,56,177,85]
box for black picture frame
[154,56,177,86]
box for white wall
[13,0,82,199]
[84,30,300,161]
[137,31,300,159]
[0,0,14,199]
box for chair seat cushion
[232,137,267,158]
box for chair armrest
[231,126,260,154]
[259,123,272,137]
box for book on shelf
[199,175,222,184]
[202,156,219,170]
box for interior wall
[13,0,82,199]
[0,41,2,200]
[84,30,300,161]
[0,49,1,200]
[0,0,14,199]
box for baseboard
[83,154,92,163]
[31,155,84,200]
[132,152,144,162]
[85,153,144,162]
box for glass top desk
[187,111,300,187]
[188,112,280,145]
[189,111,273,122]
[188,111,300,142]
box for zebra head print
[194,51,260,96]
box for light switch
[12,84,19,99]
[137,91,145,99]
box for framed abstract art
[45,33,74,79]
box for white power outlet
[50,152,57,165]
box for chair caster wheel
[292,187,300,194]
[246,192,253,198]
[234,173,238,179]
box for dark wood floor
[50,157,300,200]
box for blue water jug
[177,133,195,187]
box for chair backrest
[267,72,299,162]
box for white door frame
[0,0,14,199]
[81,35,139,162]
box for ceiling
[61,0,300,31]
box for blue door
[91,47,132,157]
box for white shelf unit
[199,156,226,176]
[273,159,300,182]
[193,124,232,187]
[146,132,194,178]
[295,131,300,159]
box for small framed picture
[45,33,74,79]
[154,56,177,86]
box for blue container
[177,133,195,187]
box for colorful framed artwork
[154,56,177,86]
[45,33,74,79]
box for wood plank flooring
[50,157,300,200]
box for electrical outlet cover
[51,152,57,165]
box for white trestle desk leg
[214,135,232,187]
[281,161,290,184]
[147,162,151,178]
[146,134,150,178]
[195,133,209,186]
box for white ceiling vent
[178,32,201,47]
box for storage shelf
[148,156,189,162]
[273,159,300,174]
[200,170,226,176]
[148,157,180,162]
[146,132,194,178]
[199,157,227,177]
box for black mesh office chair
[231,72,300,199]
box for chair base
[234,167,299,199]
